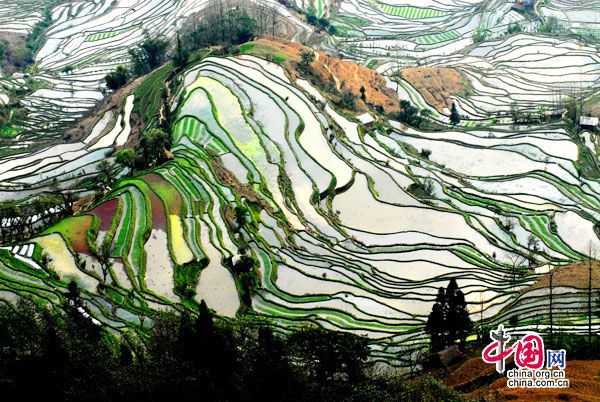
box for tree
[97,241,112,282]
[446,279,472,349]
[298,50,315,74]
[391,100,423,127]
[425,279,472,351]
[526,235,540,267]
[339,89,357,110]
[450,102,461,125]
[114,148,137,170]
[139,127,171,167]
[425,288,447,352]
[587,242,596,351]
[129,36,169,75]
[473,28,490,43]
[549,267,555,348]
[183,1,258,49]
[234,205,248,228]
[507,22,523,34]
[105,65,130,90]
[289,327,369,383]
[66,280,81,307]
[172,33,189,69]
[539,16,559,34]
[359,86,366,102]
[507,254,527,290]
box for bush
[105,65,130,90]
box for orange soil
[469,360,600,401]
[402,67,466,114]
[529,260,600,291]
[249,36,400,113]
[442,351,600,401]
[444,355,499,389]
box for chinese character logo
[482,324,546,373]
[547,349,566,369]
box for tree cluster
[0,297,462,402]
[305,6,337,34]
[183,0,258,50]
[389,100,423,127]
[105,65,130,91]
[114,127,172,172]
[0,193,73,243]
[129,36,169,76]
[425,279,473,353]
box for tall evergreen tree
[450,102,461,125]
[426,279,472,351]
[425,288,447,352]
[446,279,472,349]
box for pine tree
[450,102,461,125]
[172,33,189,69]
[426,279,472,352]
[446,281,472,350]
[425,287,447,352]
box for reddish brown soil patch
[88,198,119,232]
[530,261,600,291]
[467,360,600,401]
[62,215,94,255]
[137,176,167,231]
[444,355,499,389]
[248,36,400,114]
[402,67,467,114]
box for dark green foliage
[138,127,172,168]
[538,16,560,34]
[20,3,54,67]
[129,36,169,76]
[407,178,435,199]
[0,41,5,61]
[171,34,189,69]
[0,296,463,400]
[0,194,67,242]
[359,85,366,101]
[114,148,137,170]
[390,100,423,127]
[184,2,256,49]
[105,65,130,90]
[298,50,315,74]
[425,279,472,352]
[174,259,206,300]
[507,22,523,34]
[473,28,490,43]
[338,89,357,110]
[425,288,447,352]
[234,205,248,228]
[450,102,461,125]
[446,279,472,349]
[289,327,369,384]
[133,62,175,124]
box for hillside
[0,0,599,375]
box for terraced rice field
[1,48,598,362]
[327,0,600,118]
[0,0,599,365]
[376,3,448,19]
